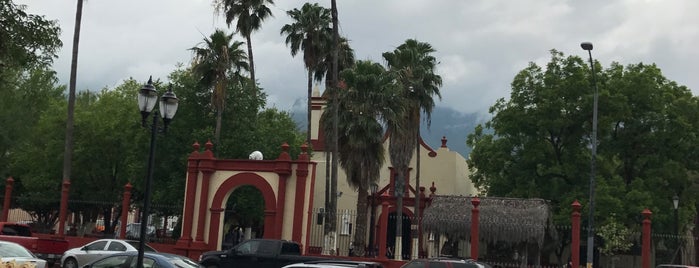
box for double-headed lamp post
[673,194,680,264]
[581,41,598,268]
[136,76,178,268]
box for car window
[108,241,128,251]
[0,243,34,258]
[167,255,201,268]
[452,263,480,268]
[402,261,425,268]
[429,261,448,268]
[236,240,261,255]
[280,242,300,255]
[125,241,157,252]
[129,257,157,268]
[91,255,130,268]
[86,241,108,251]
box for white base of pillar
[394,236,402,260]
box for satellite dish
[249,151,263,160]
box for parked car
[0,221,70,267]
[82,251,201,268]
[401,258,492,268]
[61,239,157,268]
[0,240,48,268]
[283,260,383,268]
[199,239,326,268]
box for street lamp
[673,194,680,264]
[368,182,379,256]
[581,41,599,268]
[136,76,178,268]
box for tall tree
[466,49,699,242]
[321,60,402,257]
[59,0,85,237]
[280,2,332,146]
[190,29,249,145]
[0,0,62,72]
[215,0,275,91]
[382,39,442,258]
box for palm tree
[280,2,332,146]
[59,0,85,237]
[190,29,249,145]
[315,36,355,89]
[215,0,274,91]
[321,60,402,257]
[382,39,442,259]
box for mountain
[289,100,484,158]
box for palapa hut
[422,195,556,262]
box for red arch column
[642,209,652,268]
[470,197,480,260]
[378,198,389,259]
[2,177,14,222]
[571,200,581,268]
[177,142,201,249]
[119,183,132,239]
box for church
[174,86,479,259]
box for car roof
[303,260,383,267]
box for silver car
[0,240,47,268]
[60,239,156,268]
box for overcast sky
[16,0,699,116]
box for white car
[60,239,156,268]
[0,240,48,268]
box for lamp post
[673,194,680,264]
[581,41,598,268]
[368,182,379,256]
[136,76,178,268]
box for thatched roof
[422,195,555,246]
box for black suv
[401,258,492,268]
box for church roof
[421,195,556,246]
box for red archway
[208,172,277,248]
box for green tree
[382,39,442,256]
[190,29,250,146]
[0,0,62,71]
[280,2,332,146]
[215,0,275,92]
[467,49,699,243]
[322,60,402,256]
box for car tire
[63,258,78,268]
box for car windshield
[165,255,201,268]
[0,243,34,258]
[125,241,157,252]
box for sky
[16,0,699,116]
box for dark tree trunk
[353,182,368,257]
[246,34,256,92]
[59,0,83,237]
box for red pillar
[470,197,480,260]
[57,180,70,237]
[275,143,292,239]
[642,208,652,268]
[2,177,14,222]
[177,142,201,248]
[378,198,389,259]
[119,183,132,239]
[571,200,581,268]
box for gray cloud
[17,0,699,115]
